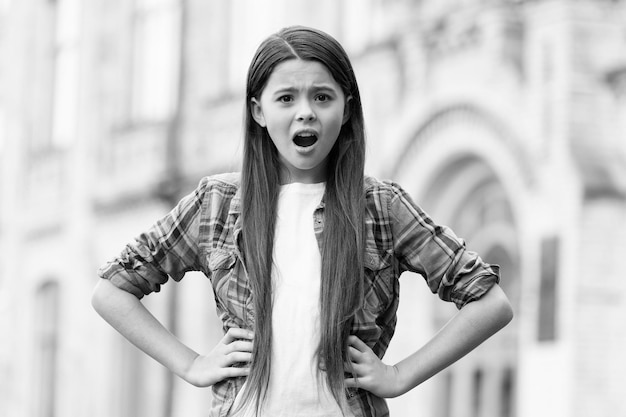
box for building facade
[1,0,625,416]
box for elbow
[499,297,514,328]
[491,286,514,328]
[91,278,142,320]
[91,278,128,316]
[91,279,108,315]
[477,284,514,330]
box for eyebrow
[271,84,340,94]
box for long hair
[239,26,366,414]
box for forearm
[91,279,199,381]
[394,284,513,394]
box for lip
[292,128,319,139]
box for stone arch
[391,103,534,223]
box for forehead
[264,59,340,90]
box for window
[35,281,60,417]
[0,107,5,157]
[538,236,559,341]
[50,0,80,147]
[0,0,12,16]
[27,0,79,153]
[500,367,515,417]
[130,0,181,123]
[540,41,555,147]
[343,0,375,52]
[609,68,626,157]
[472,369,484,417]
[441,372,453,417]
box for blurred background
[1,0,626,416]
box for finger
[348,346,363,362]
[344,360,361,374]
[344,364,365,379]
[223,328,254,344]
[344,377,359,389]
[223,366,250,379]
[225,352,253,365]
[227,340,254,353]
[348,335,370,352]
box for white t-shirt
[232,182,349,417]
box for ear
[250,97,266,127]
[342,95,353,125]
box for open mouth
[293,133,318,148]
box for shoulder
[196,172,241,195]
[192,173,242,213]
[364,175,408,201]
[363,175,422,223]
[199,172,240,188]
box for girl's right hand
[183,327,254,387]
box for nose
[296,100,316,122]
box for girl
[92,26,513,417]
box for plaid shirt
[98,172,500,417]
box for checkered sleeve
[97,178,209,298]
[386,181,500,309]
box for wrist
[179,352,201,385]
[391,362,413,397]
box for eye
[315,94,330,102]
[278,95,294,103]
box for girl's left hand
[344,335,403,398]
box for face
[251,59,350,184]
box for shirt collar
[229,184,326,215]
